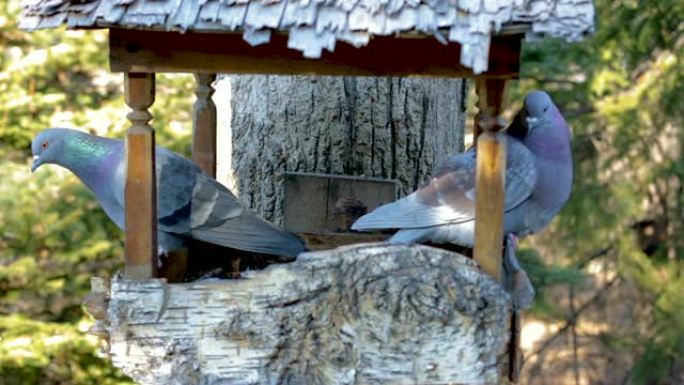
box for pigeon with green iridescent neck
[31,128,305,258]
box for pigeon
[351,90,573,246]
[31,128,306,259]
[352,91,571,309]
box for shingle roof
[20,0,594,74]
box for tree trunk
[228,76,468,225]
[88,245,511,385]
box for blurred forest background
[0,0,682,384]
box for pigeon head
[523,91,555,129]
[31,128,70,172]
[31,128,110,173]
[507,91,557,139]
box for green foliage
[0,150,123,321]
[517,249,586,320]
[0,147,133,384]
[0,1,194,382]
[0,1,194,154]
[510,0,684,383]
[0,315,130,385]
[1,2,112,149]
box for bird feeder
[20,0,594,383]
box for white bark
[92,244,512,385]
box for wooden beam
[473,78,507,281]
[124,72,158,279]
[474,78,507,138]
[109,29,522,78]
[192,73,218,176]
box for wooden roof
[20,0,594,74]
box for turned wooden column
[192,73,217,177]
[124,72,158,279]
[473,78,507,282]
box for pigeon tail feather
[191,213,305,257]
[351,195,461,230]
[388,228,432,244]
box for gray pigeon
[31,128,305,258]
[352,90,573,249]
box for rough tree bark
[88,244,511,385]
[228,76,468,225]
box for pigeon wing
[156,150,303,256]
[155,149,205,233]
[115,148,303,256]
[189,173,304,256]
[352,137,537,230]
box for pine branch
[570,286,580,385]
[562,106,595,118]
[524,275,620,369]
[575,246,612,269]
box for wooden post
[473,78,507,282]
[192,73,217,176]
[124,72,158,279]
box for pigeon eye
[543,107,548,112]
[41,141,49,150]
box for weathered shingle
[198,0,221,22]
[169,0,201,30]
[385,7,417,32]
[19,0,595,74]
[281,1,317,28]
[216,3,246,29]
[243,27,272,45]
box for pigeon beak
[525,116,539,128]
[31,155,41,173]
